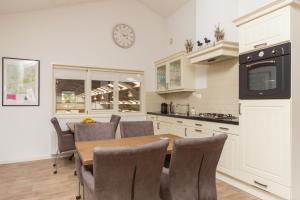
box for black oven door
[239,56,290,99]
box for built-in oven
[239,42,291,99]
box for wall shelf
[187,41,239,65]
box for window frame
[52,65,145,117]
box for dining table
[75,134,181,166]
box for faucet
[176,103,190,116]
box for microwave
[239,42,291,100]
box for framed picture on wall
[2,57,40,106]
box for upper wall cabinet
[234,4,293,53]
[155,52,195,94]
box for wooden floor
[0,158,260,200]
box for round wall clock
[112,24,135,49]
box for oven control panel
[239,42,291,64]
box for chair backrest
[51,117,63,150]
[168,134,228,200]
[110,115,121,133]
[92,139,168,200]
[74,122,116,142]
[120,121,154,138]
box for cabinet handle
[254,181,268,188]
[239,103,242,115]
[177,121,183,124]
[157,122,160,130]
[184,128,187,137]
[219,127,229,131]
[254,43,267,49]
[195,129,202,133]
[195,123,202,127]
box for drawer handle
[195,123,202,127]
[177,121,183,124]
[254,43,267,49]
[254,181,268,188]
[219,127,229,131]
[195,129,202,133]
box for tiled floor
[0,158,260,200]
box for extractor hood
[187,41,239,64]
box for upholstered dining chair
[74,122,118,200]
[160,134,228,200]
[51,117,75,174]
[81,140,169,200]
[120,121,154,138]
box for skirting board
[0,153,73,165]
[217,173,285,200]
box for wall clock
[112,24,135,49]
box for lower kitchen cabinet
[214,131,239,178]
[239,100,291,199]
[156,121,173,135]
[172,124,188,137]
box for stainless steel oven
[239,42,291,99]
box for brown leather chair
[120,121,154,138]
[74,122,118,200]
[160,134,228,200]
[51,117,75,174]
[81,140,169,200]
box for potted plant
[214,24,225,42]
[185,39,194,53]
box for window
[55,79,85,114]
[53,66,144,115]
[91,80,114,111]
[118,81,141,112]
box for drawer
[238,171,290,199]
[184,119,212,129]
[186,127,213,139]
[212,124,239,136]
[239,6,290,53]
[157,116,173,123]
[147,115,157,121]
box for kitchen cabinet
[186,127,212,138]
[214,130,238,177]
[239,100,291,198]
[156,121,173,135]
[146,114,240,180]
[235,6,291,53]
[155,52,195,94]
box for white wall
[165,0,196,55]
[238,0,274,16]
[0,0,167,163]
[196,0,239,43]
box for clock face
[112,24,135,49]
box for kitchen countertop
[147,112,239,125]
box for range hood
[187,41,239,64]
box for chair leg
[76,181,81,200]
[69,153,74,161]
[53,149,59,174]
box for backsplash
[146,59,239,116]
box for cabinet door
[156,121,173,135]
[172,124,188,138]
[186,127,212,138]
[215,131,238,177]
[239,100,290,188]
[168,59,182,90]
[239,7,290,53]
[156,65,167,91]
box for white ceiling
[0,0,190,17]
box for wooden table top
[76,134,181,166]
